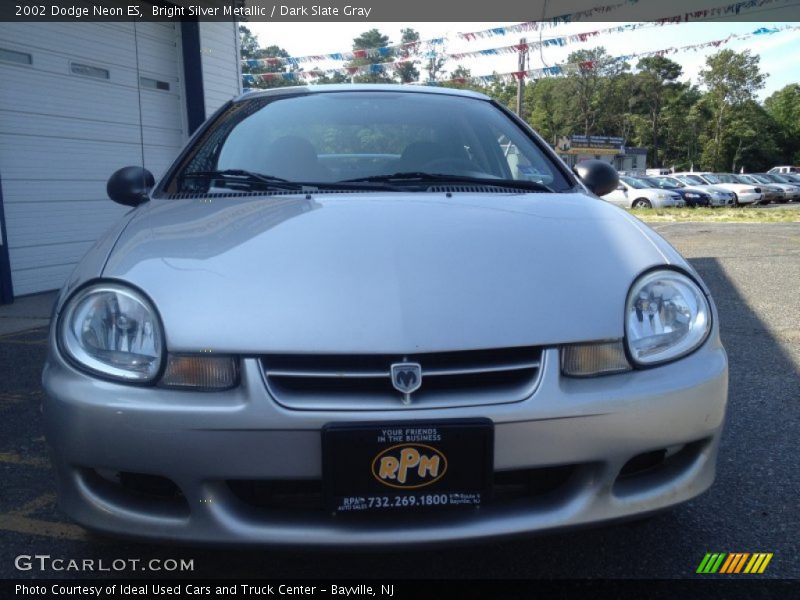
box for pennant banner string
[241,24,799,85]
[456,0,791,40]
[430,24,799,86]
[241,0,794,69]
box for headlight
[625,270,711,366]
[58,282,164,382]
[685,193,699,198]
[656,193,669,199]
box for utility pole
[516,37,528,118]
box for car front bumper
[735,192,762,204]
[42,336,728,546]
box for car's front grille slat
[266,369,390,379]
[261,347,544,410]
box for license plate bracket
[322,419,493,513]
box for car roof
[236,84,492,103]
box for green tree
[566,47,628,138]
[632,56,683,167]
[440,66,485,92]
[239,25,259,59]
[764,84,800,163]
[395,28,420,84]
[348,29,394,84]
[525,78,575,145]
[239,26,300,89]
[698,49,766,170]
[723,101,781,172]
[659,84,704,170]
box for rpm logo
[371,444,447,489]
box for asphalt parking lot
[1,221,798,580]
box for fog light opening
[118,471,184,500]
[618,449,669,479]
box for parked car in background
[41,84,727,545]
[767,166,800,174]
[641,176,710,207]
[780,173,800,184]
[757,173,800,201]
[734,174,784,204]
[675,173,761,206]
[602,176,684,209]
[666,175,735,206]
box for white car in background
[767,166,799,174]
[602,176,684,209]
[675,173,761,206]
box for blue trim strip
[0,170,14,304]
[181,20,206,134]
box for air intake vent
[163,189,375,200]
[425,184,531,194]
[261,346,544,410]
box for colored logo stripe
[719,553,749,573]
[697,553,726,573]
[698,553,773,574]
[744,553,773,574]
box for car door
[603,181,629,207]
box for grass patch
[628,206,800,223]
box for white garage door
[0,22,187,295]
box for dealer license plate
[322,419,493,513]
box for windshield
[165,91,571,194]
[620,176,650,189]
[700,174,721,184]
[767,174,791,183]
[677,174,705,185]
[736,175,758,184]
[713,174,741,183]
[652,178,681,189]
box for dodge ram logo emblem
[390,362,422,398]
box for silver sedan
[43,85,728,546]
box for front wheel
[732,194,740,207]
[632,198,652,209]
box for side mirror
[107,166,155,207]
[574,160,620,197]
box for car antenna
[133,21,147,196]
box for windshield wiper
[181,170,402,193]
[182,169,301,190]
[341,172,554,193]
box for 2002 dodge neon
[42,85,728,545]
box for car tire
[632,198,652,209]
[732,194,740,207]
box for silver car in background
[677,172,761,206]
[602,175,684,208]
[756,173,800,201]
[43,86,728,546]
[667,174,735,206]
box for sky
[246,20,800,100]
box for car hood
[101,192,685,353]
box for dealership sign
[556,135,625,155]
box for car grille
[260,346,544,410]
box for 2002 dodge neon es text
[42,85,728,545]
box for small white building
[0,20,242,302]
